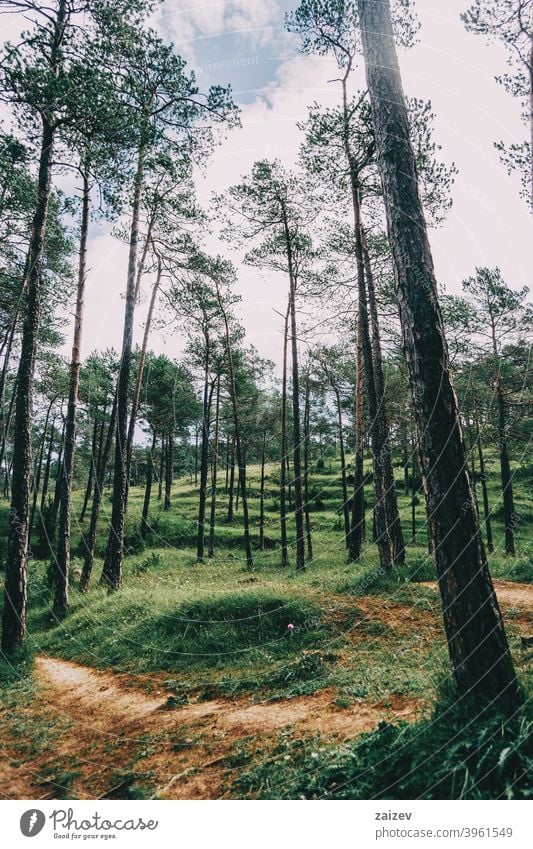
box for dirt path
[0,655,424,801]
[421,580,533,611]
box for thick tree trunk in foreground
[358,0,520,708]
[54,169,90,616]
[2,116,56,652]
[101,141,146,590]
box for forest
[0,0,531,801]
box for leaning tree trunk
[474,409,494,553]
[54,167,90,616]
[125,255,162,482]
[101,139,146,590]
[358,0,520,708]
[363,239,405,564]
[282,210,305,571]
[2,116,56,652]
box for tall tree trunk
[333,382,350,548]
[30,400,55,531]
[358,0,520,708]
[2,112,58,650]
[303,377,313,561]
[282,210,305,571]
[0,376,17,484]
[54,168,90,616]
[197,347,213,562]
[164,433,172,511]
[495,373,515,555]
[101,139,146,590]
[208,375,221,556]
[125,255,162,480]
[79,411,100,522]
[157,439,164,500]
[353,188,393,572]
[227,433,236,522]
[363,238,405,564]
[80,387,117,592]
[140,429,156,538]
[52,418,66,516]
[475,410,494,553]
[214,282,253,570]
[279,301,290,566]
[411,434,417,544]
[259,431,267,550]
[40,420,56,515]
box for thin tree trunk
[101,138,146,590]
[125,255,162,479]
[197,348,213,562]
[53,418,66,517]
[280,301,290,566]
[259,431,267,550]
[80,386,117,591]
[282,207,305,571]
[208,375,221,556]
[333,382,350,548]
[30,400,54,531]
[363,238,405,564]
[495,373,515,554]
[140,429,156,538]
[214,281,253,570]
[227,433,236,522]
[358,0,520,708]
[54,168,90,615]
[158,439,164,500]
[475,410,494,553]
[411,434,417,544]
[303,377,313,561]
[164,433,172,511]
[0,376,17,484]
[79,412,100,522]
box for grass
[0,449,531,799]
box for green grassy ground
[0,453,531,799]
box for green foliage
[232,700,533,799]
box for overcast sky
[2,0,531,367]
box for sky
[1,0,531,368]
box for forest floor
[0,580,530,800]
[0,460,531,799]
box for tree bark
[495,372,515,555]
[363,238,405,564]
[208,375,221,556]
[358,0,520,708]
[164,433,172,511]
[303,376,313,561]
[259,430,267,550]
[101,138,146,590]
[197,342,213,562]
[80,386,117,591]
[1,110,58,651]
[140,429,156,538]
[474,410,494,553]
[282,206,305,571]
[227,432,236,522]
[279,300,290,566]
[54,167,90,616]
